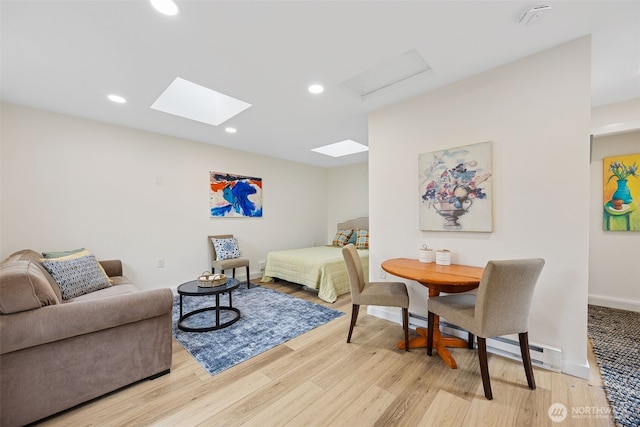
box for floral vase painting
[602,153,639,231]
[419,141,493,232]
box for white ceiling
[2,1,639,168]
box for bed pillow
[332,229,353,247]
[355,229,369,249]
[213,237,241,260]
[347,232,357,245]
[40,250,112,300]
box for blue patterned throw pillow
[213,237,241,261]
[41,250,111,300]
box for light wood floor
[38,282,614,427]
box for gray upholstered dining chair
[208,235,251,288]
[342,244,410,351]
[427,258,545,400]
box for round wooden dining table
[381,258,484,369]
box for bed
[260,217,369,303]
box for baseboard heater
[408,313,562,372]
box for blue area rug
[588,305,640,427]
[172,285,344,376]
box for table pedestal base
[381,259,483,370]
[397,311,469,368]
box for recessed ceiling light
[311,140,368,158]
[308,84,324,94]
[225,127,237,134]
[150,0,178,16]
[150,0,178,15]
[151,77,252,126]
[108,94,127,104]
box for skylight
[311,140,369,158]
[151,77,252,126]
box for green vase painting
[603,154,640,231]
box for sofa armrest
[99,259,123,277]
[0,288,174,354]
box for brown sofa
[0,250,174,427]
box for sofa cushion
[108,275,133,286]
[98,260,123,278]
[72,283,138,302]
[11,249,64,301]
[41,251,112,300]
[0,259,60,314]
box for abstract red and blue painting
[210,171,263,217]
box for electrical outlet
[259,260,266,270]
[156,257,164,268]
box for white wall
[589,130,640,311]
[326,162,368,242]
[0,103,335,290]
[591,98,640,136]
[368,37,592,377]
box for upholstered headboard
[337,217,368,231]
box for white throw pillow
[212,237,241,261]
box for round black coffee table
[177,278,240,332]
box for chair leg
[468,332,475,349]
[427,311,435,356]
[347,304,360,343]
[477,337,493,400]
[519,332,536,390]
[245,265,251,288]
[402,307,409,352]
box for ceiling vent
[342,49,432,100]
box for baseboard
[588,294,640,312]
[367,306,589,378]
[561,360,590,379]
